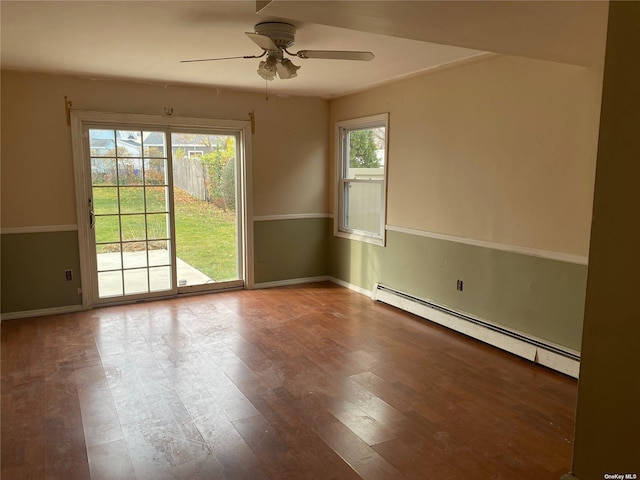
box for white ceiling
[0,1,608,99]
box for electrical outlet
[456,279,464,291]
[65,270,73,281]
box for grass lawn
[173,188,238,281]
[92,186,238,281]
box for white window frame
[335,113,389,246]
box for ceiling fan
[181,22,375,80]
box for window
[335,113,389,245]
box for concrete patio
[97,250,213,297]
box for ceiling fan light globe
[257,60,276,80]
[277,58,300,79]
[266,55,278,67]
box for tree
[349,128,380,168]
[221,159,236,211]
[201,136,236,210]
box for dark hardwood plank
[1,282,577,479]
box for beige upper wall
[329,55,603,257]
[0,70,328,227]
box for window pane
[121,214,146,241]
[149,266,171,292]
[96,243,122,270]
[98,271,123,297]
[147,213,169,240]
[119,187,144,214]
[118,158,143,185]
[143,131,166,158]
[95,215,120,243]
[116,130,142,157]
[91,158,117,185]
[146,186,168,213]
[344,181,383,235]
[93,186,118,215]
[122,242,148,268]
[124,268,148,295]
[144,158,167,185]
[89,130,116,158]
[149,243,170,266]
[346,126,385,178]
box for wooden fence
[173,157,207,200]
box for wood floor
[1,282,577,479]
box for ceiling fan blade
[295,50,375,61]
[180,54,262,63]
[180,55,258,63]
[245,32,279,51]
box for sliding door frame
[71,111,253,310]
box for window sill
[334,229,386,247]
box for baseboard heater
[373,283,580,378]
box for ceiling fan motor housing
[254,22,296,50]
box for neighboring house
[89,129,144,157]
[89,130,215,158]
[143,132,217,159]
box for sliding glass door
[76,117,246,306]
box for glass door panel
[171,132,241,288]
[89,128,173,299]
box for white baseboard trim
[328,277,374,298]
[252,275,330,289]
[1,304,84,321]
[373,284,580,378]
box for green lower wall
[2,218,330,314]
[1,231,83,314]
[2,222,586,352]
[253,218,330,284]
[330,229,587,351]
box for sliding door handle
[89,210,95,229]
